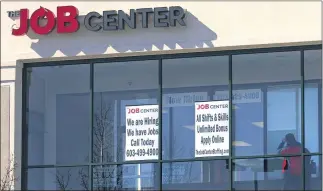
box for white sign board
[195,100,230,158]
[125,105,159,161]
[213,89,262,103]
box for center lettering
[84,6,186,31]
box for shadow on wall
[27,12,217,57]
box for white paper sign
[195,100,230,158]
[125,105,159,161]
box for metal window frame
[301,50,306,190]
[21,43,322,190]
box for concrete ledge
[18,40,322,65]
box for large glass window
[232,51,301,156]
[25,45,322,191]
[161,56,229,188]
[267,85,301,155]
[305,155,322,190]
[162,56,229,160]
[27,65,90,166]
[162,160,229,190]
[92,60,159,189]
[93,60,159,163]
[27,166,88,190]
[92,163,158,190]
[233,157,305,190]
[304,49,322,153]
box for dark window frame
[21,44,322,190]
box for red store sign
[12,6,79,36]
[11,5,186,36]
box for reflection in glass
[92,163,158,190]
[233,157,303,190]
[162,56,229,160]
[93,61,159,163]
[305,155,321,190]
[267,85,301,155]
[231,90,263,156]
[267,84,320,154]
[298,84,320,153]
[162,160,229,190]
[27,166,88,190]
[92,93,116,163]
[232,51,301,156]
[304,49,322,81]
[304,49,322,153]
[27,65,90,165]
[25,47,322,191]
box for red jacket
[281,146,302,175]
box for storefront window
[233,157,304,190]
[162,160,229,190]
[92,163,158,190]
[25,45,322,190]
[161,56,229,187]
[304,49,322,153]
[93,60,159,163]
[267,85,301,155]
[305,155,322,190]
[27,166,88,190]
[232,51,301,156]
[27,65,90,166]
[162,56,229,160]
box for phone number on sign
[215,91,261,101]
[126,148,159,157]
[233,92,260,100]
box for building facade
[0,1,322,190]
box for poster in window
[125,105,159,161]
[195,100,230,158]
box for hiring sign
[11,6,186,36]
[195,101,230,158]
[125,105,159,161]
